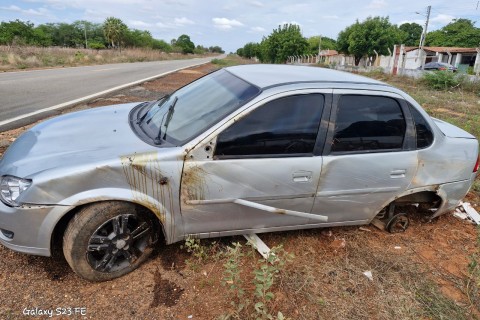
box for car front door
[311,90,418,224]
[180,92,331,236]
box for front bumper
[0,201,73,256]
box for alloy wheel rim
[86,213,152,273]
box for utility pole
[318,35,322,55]
[318,35,322,63]
[84,23,88,49]
[418,5,431,70]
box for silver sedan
[0,65,478,281]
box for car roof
[225,64,388,89]
[426,62,452,66]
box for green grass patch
[421,71,460,90]
[211,54,255,67]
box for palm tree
[103,17,127,49]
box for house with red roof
[393,46,479,72]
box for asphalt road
[0,56,216,131]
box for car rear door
[180,91,331,236]
[311,90,418,223]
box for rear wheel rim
[388,215,409,233]
[86,213,152,273]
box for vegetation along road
[0,56,218,131]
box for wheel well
[393,191,442,206]
[51,201,165,257]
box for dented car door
[311,90,418,223]
[180,92,330,236]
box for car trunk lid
[432,117,476,139]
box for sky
[0,0,479,52]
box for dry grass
[0,45,214,71]
[181,211,478,319]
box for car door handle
[292,171,312,182]
[390,169,406,178]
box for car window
[409,104,434,149]
[331,95,406,153]
[215,94,324,157]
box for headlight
[0,176,32,207]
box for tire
[63,201,158,282]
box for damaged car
[0,64,478,281]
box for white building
[394,46,479,72]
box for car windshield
[140,69,260,145]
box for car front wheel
[63,201,158,282]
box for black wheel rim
[86,213,152,273]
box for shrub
[421,71,460,90]
[211,58,227,66]
[89,42,106,50]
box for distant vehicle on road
[0,65,478,281]
[419,62,457,72]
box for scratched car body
[0,65,478,281]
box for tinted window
[215,94,324,157]
[331,95,406,153]
[409,104,433,149]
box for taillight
[439,67,446,70]
[474,156,480,172]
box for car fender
[56,187,178,243]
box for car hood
[432,118,476,139]
[0,103,157,178]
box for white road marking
[0,60,210,127]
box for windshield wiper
[154,96,178,145]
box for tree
[103,17,127,48]
[209,46,224,53]
[238,42,260,59]
[258,24,308,63]
[399,22,423,46]
[0,20,35,46]
[124,29,154,48]
[306,36,336,55]
[175,34,195,54]
[337,16,403,65]
[32,25,52,47]
[425,19,480,47]
[152,39,171,52]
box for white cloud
[155,22,175,29]
[212,17,244,30]
[1,4,21,11]
[1,4,50,16]
[174,17,194,26]
[250,26,266,32]
[130,20,152,28]
[367,0,387,9]
[279,3,309,14]
[249,0,264,7]
[321,15,339,20]
[430,14,455,25]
